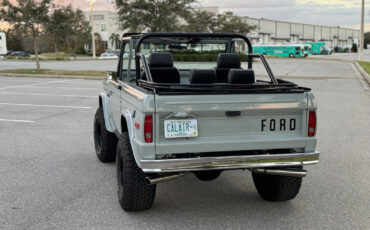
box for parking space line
[0,92,97,98]
[0,118,35,123]
[0,79,73,90]
[0,102,92,109]
[60,81,101,85]
[31,86,100,90]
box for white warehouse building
[243,17,360,48]
[83,7,360,50]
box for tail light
[144,115,153,143]
[308,111,316,137]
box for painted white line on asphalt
[31,86,100,90]
[59,81,101,85]
[0,79,73,90]
[0,92,97,98]
[0,102,92,109]
[0,118,35,123]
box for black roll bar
[134,33,254,83]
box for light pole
[359,0,364,61]
[88,0,96,59]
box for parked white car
[99,53,118,59]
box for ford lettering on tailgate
[261,118,296,132]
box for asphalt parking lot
[0,59,369,229]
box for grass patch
[6,55,70,61]
[0,69,106,76]
[358,61,370,74]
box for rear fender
[99,92,115,132]
[121,111,142,166]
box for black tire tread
[117,133,156,211]
[252,172,302,202]
[94,107,117,162]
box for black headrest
[149,52,173,68]
[216,53,241,68]
[189,69,217,84]
[228,69,255,84]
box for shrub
[351,43,358,53]
[172,52,248,62]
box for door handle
[225,111,241,117]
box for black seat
[214,53,241,83]
[142,52,180,83]
[228,69,255,84]
[188,69,217,84]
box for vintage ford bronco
[93,33,319,211]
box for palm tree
[109,33,121,50]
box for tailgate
[154,93,309,155]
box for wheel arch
[120,112,141,166]
[99,92,115,132]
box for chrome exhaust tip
[145,173,186,185]
[253,168,307,177]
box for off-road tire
[252,171,302,202]
[194,170,222,181]
[94,107,117,162]
[116,132,156,211]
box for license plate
[164,119,198,138]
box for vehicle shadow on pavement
[124,171,298,220]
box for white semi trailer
[0,32,7,59]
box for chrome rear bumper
[140,151,320,173]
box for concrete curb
[354,62,370,85]
[0,72,104,80]
[306,57,354,63]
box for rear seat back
[214,53,241,83]
[228,69,255,84]
[189,69,217,84]
[142,52,180,83]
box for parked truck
[304,42,325,55]
[93,33,320,211]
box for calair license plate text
[164,119,198,138]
